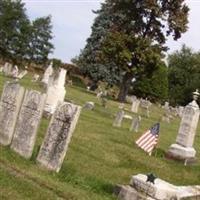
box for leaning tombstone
[17,70,28,79]
[37,102,81,172]
[11,65,19,79]
[113,110,124,127]
[11,90,46,159]
[129,116,141,132]
[0,82,25,145]
[167,90,200,163]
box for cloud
[22,0,104,63]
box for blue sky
[23,0,200,63]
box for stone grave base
[115,174,200,200]
[166,143,196,164]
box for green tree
[27,16,54,64]
[168,45,200,106]
[76,0,189,102]
[0,0,54,65]
[132,62,168,102]
[0,0,30,63]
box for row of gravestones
[0,62,28,79]
[0,82,81,172]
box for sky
[23,0,200,63]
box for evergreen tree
[0,0,54,65]
[76,0,189,102]
[168,45,200,106]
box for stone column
[0,82,25,145]
[11,90,46,159]
[37,102,81,172]
[167,90,200,162]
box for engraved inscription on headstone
[176,106,199,147]
[37,102,81,172]
[0,82,25,145]
[11,90,46,158]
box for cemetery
[1,1,200,200]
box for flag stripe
[135,123,160,155]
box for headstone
[129,116,141,132]
[178,106,184,118]
[11,90,46,158]
[44,68,67,115]
[140,99,151,117]
[3,62,12,76]
[83,101,94,110]
[32,74,40,82]
[0,66,3,72]
[116,174,200,200]
[113,110,124,127]
[0,82,25,145]
[17,70,27,79]
[41,62,53,86]
[37,102,81,172]
[167,90,200,162]
[11,65,19,78]
[162,102,171,123]
[131,96,140,113]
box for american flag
[135,123,160,155]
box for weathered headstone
[37,102,81,172]
[32,74,40,82]
[83,101,95,110]
[129,116,141,132]
[11,90,46,158]
[140,99,151,117]
[11,65,19,78]
[116,174,200,200]
[167,90,200,162]
[17,70,27,79]
[44,68,67,115]
[41,62,53,86]
[162,102,171,123]
[131,96,140,113]
[0,82,25,145]
[3,62,12,76]
[113,110,124,127]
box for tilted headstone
[44,68,67,115]
[167,90,200,161]
[37,102,81,172]
[0,82,25,145]
[11,90,46,158]
[113,110,125,127]
[41,62,53,85]
[131,96,140,113]
[17,70,27,79]
[129,116,141,132]
[116,174,200,200]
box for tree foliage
[76,0,189,101]
[168,45,200,106]
[0,0,54,65]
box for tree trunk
[117,72,133,102]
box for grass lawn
[0,72,200,200]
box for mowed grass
[1,73,200,200]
